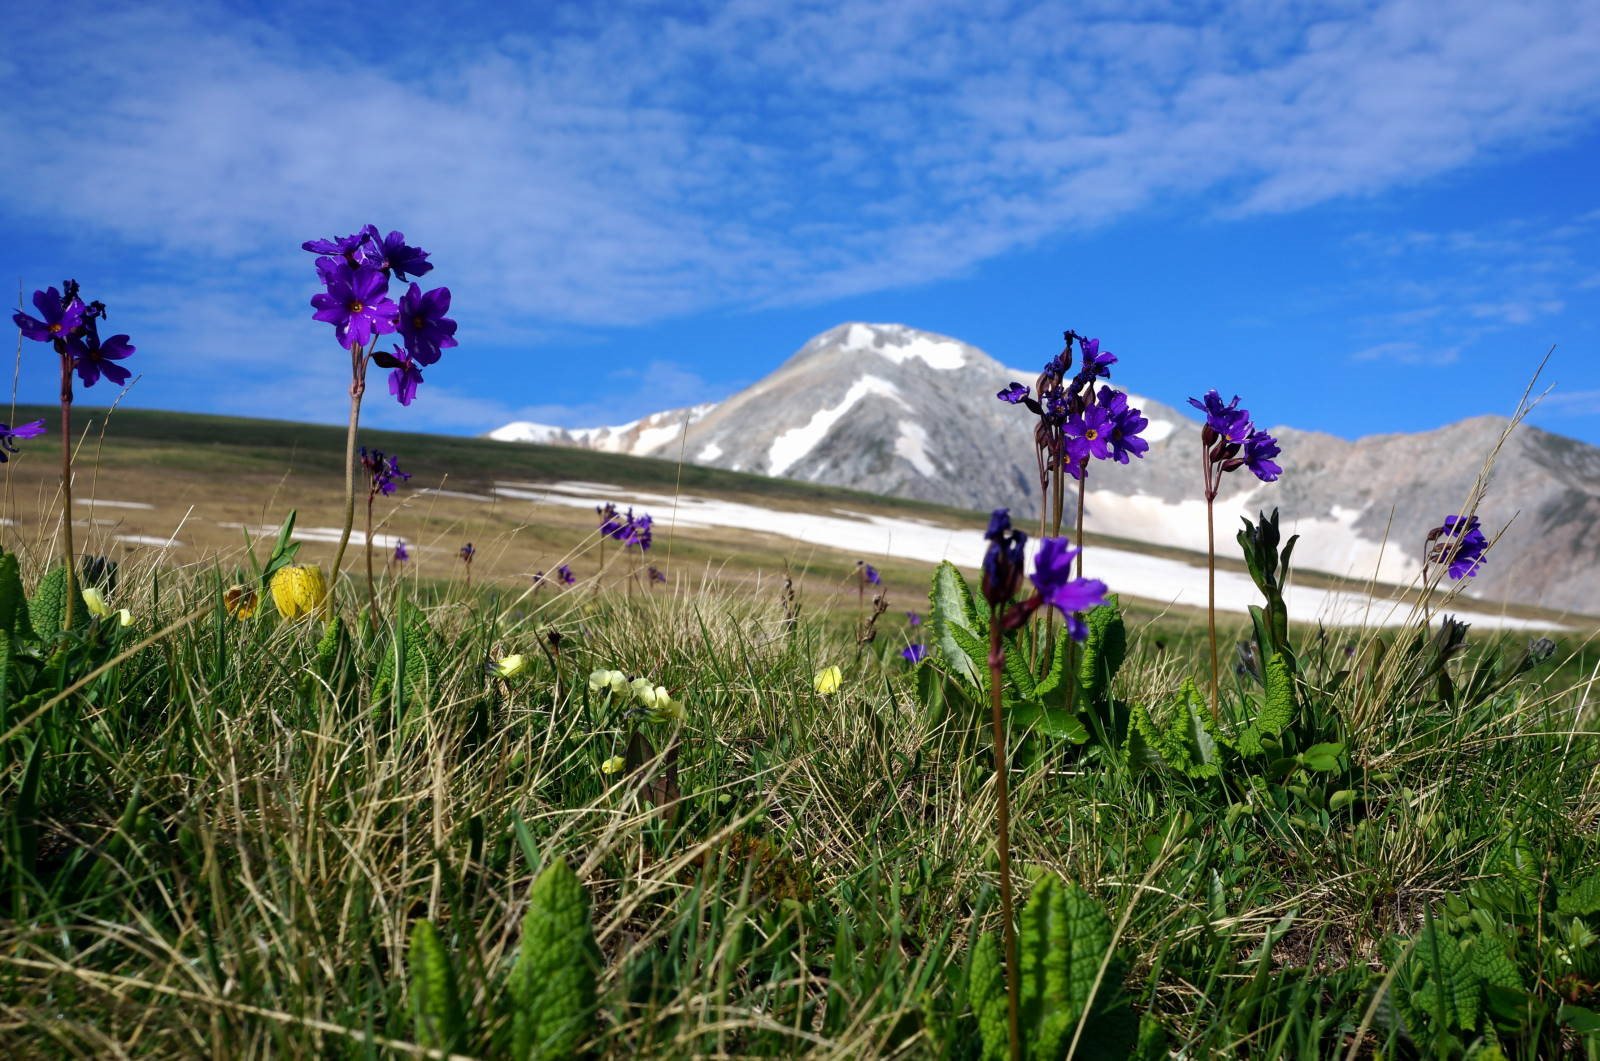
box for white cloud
[5,0,1600,330]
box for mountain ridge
[491,322,1600,615]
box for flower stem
[1075,462,1087,578]
[328,344,367,586]
[1206,492,1220,725]
[987,610,1022,1061]
[58,353,76,631]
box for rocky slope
[492,323,1600,616]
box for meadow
[3,258,1598,1060]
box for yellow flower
[601,755,625,775]
[115,608,134,627]
[269,564,329,621]
[223,584,259,620]
[629,676,656,704]
[812,665,843,695]
[488,654,526,679]
[82,586,112,619]
[588,669,628,695]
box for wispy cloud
[1533,388,1600,416]
[1351,340,1461,366]
[5,0,1600,325]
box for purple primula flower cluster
[14,280,136,390]
[393,540,410,563]
[981,508,1109,640]
[459,542,475,565]
[597,502,654,551]
[557,564,576,585]
[997,332,1149,483]
[304,225,456,407]
[1187,389,1282,498]
[859,561,881,586]
[1427,514,1489,579]
[648,566,667,584]
[359,447,410,497]
[901,643,928,663]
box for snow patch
[767,375,908,476]
[489,422,568,444]
[491,481,1558,631]
[846,323,966,370]
[894,421,937,477]
[85,499,155,510]
[116,534,181,547]
[698,442,723,462]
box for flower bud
[980,509,1027,606]
[269,564,329,621]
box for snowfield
[488,481,1562,631]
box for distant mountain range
[492,323,1600,617]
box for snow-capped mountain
[493,322,1600,616]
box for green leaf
[1559,1003,1600,1034]
[1297,742,1344,773]
[27,565,88,635]
[1001,635,1037,701]
[1556,870,1600,917]
[259,510,302,589]
[967,933,1010,1061]
[408,920,465,1052]
[1012,698,1090,743]
[1257,652,1295,737]
[0,552,33,641]
[1017,876,1138,1060]
[512,858,600,1060]
[929,562,985,687]
[1075,596,1126,708]
[375,603,441,723]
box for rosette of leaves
[966,876,1139,1060]
[509,858,600,1060]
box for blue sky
[4,0,1599,445]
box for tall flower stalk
[303,227,454,588]
[14,282,132,629]
[979,510,1109,1061]
[1189,390,1281,721]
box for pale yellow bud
[812,665,843,695]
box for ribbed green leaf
[929,561,985,686]
[408,919,465,1051]
[511,858,600,1060]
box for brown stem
[58,353,76,631]
[1075,462,1087,579]
[988,611,1022,1061]
[328,343,367,587]
[1206,491,1220,725]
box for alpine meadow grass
[3,276,1597,1058]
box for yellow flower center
[1083,428,1098,441]
[49,322,62,334]
[348,300,364,313]
[412,315,425,329]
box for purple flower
[597,502,624,537]
[1243,430,1281,482]
[365,227,433,281]
[1188,390,1252,443]
[397,283,456,366]
[905,610,922,626]
[901,643,928,664]
[997,382,1030,404]
[648,566,667,583]
[1072,337,1116,385]
[302,229,376,264]
[361,447,410,496]
[1029,537,1109,640]
[1098,387,1150,464]
[861,562,881,586]
[13,286,85,344]
[1063,402,1114,470]
[393,540,410,563]
[310,263,398,349]
[556,564,575,585]
[0,419,46,462]
[459,542,475,564]
[621,513,653,551]
[379,355,422,408]
[1430,514,1489,579]
[982,508,1027,605]
[68,319,135,388]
